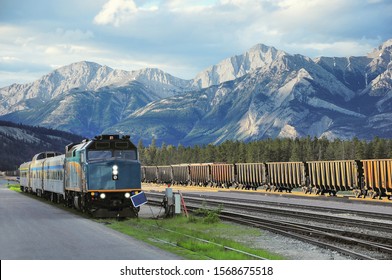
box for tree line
[138,136,392,166]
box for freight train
[19,135,142,217]
[142,159,392,199]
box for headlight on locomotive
[112,165,119,180]
[112,165,118,174]
[100,193,106,199]
[124,192,131,199]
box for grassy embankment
[99,206,284,260]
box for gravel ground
[242,229,351,260]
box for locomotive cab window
[114,150,136,160]
[115,142,129,149]
[88,150,112,161]
[87,149,137,161]
[95,142,110,149]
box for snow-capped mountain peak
[0,61,191,115]
[127,67,193,98]
[191,43,287,88]
[366,39,392,79]
[368,39,392,59]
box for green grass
[7,184,21,192]
[98,214,284,260]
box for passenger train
[142,159,392,199]
[19,135,142,217]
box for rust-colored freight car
[235,163,267,190]
[210,163,235,187]
[266,162,306,192]
[306,160,361,195]
[189,163,210,186]
[361,159,392,199]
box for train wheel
[66,196,73,207]
[80,196,87,213]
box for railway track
[146,192,392,260]
[147,192,392,230]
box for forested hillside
[138,137,392,166]
[2,118,390,170]
[0,121,83,171]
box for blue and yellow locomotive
[19,135,142,217]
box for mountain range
[0,39,391,146]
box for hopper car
[142,159,392,199]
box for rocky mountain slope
[0,121,83,170]
[0,61,193,115]
[104,40,392,145]
[105,52,362,144]
[1,82,162,137]
[1,39,391,145]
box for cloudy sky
[1,0,391,87]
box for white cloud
[163,0,217,12]
[284,39,381,57]
[54,28,94,41]
[1,0,391,87]
[94,0,138,26]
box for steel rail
[217,212,376,260]
[146,192,392,232]
[180,192,392,222]
[147,198,375,259]
[147,194,392,259]
[220,211,392,257]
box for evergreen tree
[290,138,301,161]
[373,137,388,159]
[303,136,313,161]
[364,140,374,159]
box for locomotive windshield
[87,160,141,190]
[87,150,137,161]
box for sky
[0,0,391,87]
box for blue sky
[1,0,391,87]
